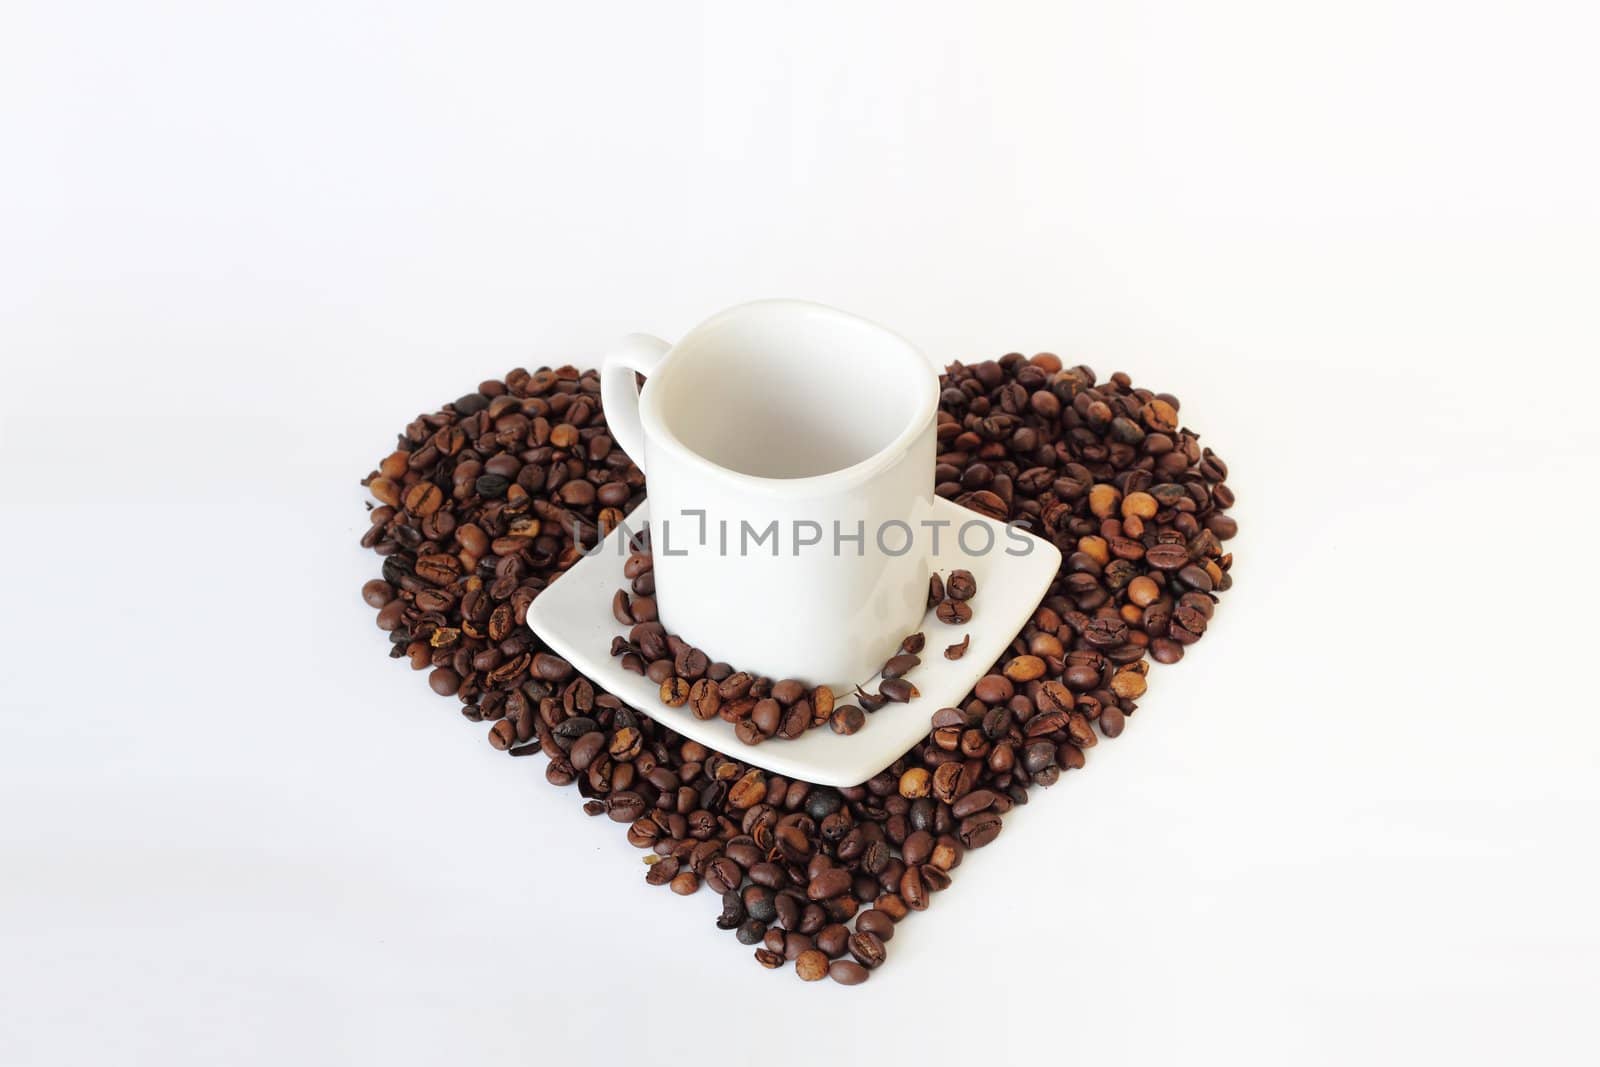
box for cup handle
[600,333,671,475]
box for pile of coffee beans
[359,354,1236,985]
[608,558,979,742]
[608,551,845,743]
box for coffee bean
[688,678,721,720]
[882,654,920,679]
[644,856,679,886]
[609,589,633,624]
[848,931,887,969]
[606,792,645,823]
[974,674,1013,704]
[944,635,970,659]
[936,599,972,625]
[829,959,870,985]
[752,698,781,736]
[674,646,710,679]
[951,790,997,818]
[771,679,806,705]
[856,909,896,942]
[816,924,850,958]
[1004,655,1046,682]
[1145,543,1188,570]
[830,705,865,735]
[795,949,829,981]
[428,668,460,696]
[1099,705,1126,738]
[878,678,917,703]
[958,812,1003,848]
[898,768,931,798]
[659,677,690,706]
[807,868,853,901]
[900,866,929,911]
[375,599,405,630]
[743,885,778,923]
[945,569,977,600]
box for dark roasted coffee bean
[829,959,870,985]
[878,678,916,703]
[807,868,853,901]
[882,654,920,679]
[816,923,850,958]
[945,569,977,600]
[1145,542,1188,570]
[830,705,865,735]
[856,909,896,942]
[606,792,645,823]
[848,931,887,969]
[936,599,972,625]
[958,811,1003,848]
[900,866,929,911]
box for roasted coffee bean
[645,856,679,886]
[688,678,721,720]
[856,909,896,942]
[816,924,850,958]
[882,654,920,679]
[945,569,977,600]
[936,599,972,625]
[958,811,1003,848]
[1145,542,1188,570]
[830,705,865,735]
[606,792,646,823]
[829,959,870,985]
[795,949,829,981]
[804,788,843,821]
[848,931,887,969]
[807,868,853,901]
[974,674,1013,704]
[944,635,970,659]
[878,678,917,703]
[900,866,929,911]
[743,885,778,923]
[716,891,746,930]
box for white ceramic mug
[600,299,938,689]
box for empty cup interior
[652,307,932,480]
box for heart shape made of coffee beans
[358,355,1237,986]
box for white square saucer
[527,496,1062,787]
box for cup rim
[636,299,939,496]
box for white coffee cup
[600,299,938,689]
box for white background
[4,2,1598,1064]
